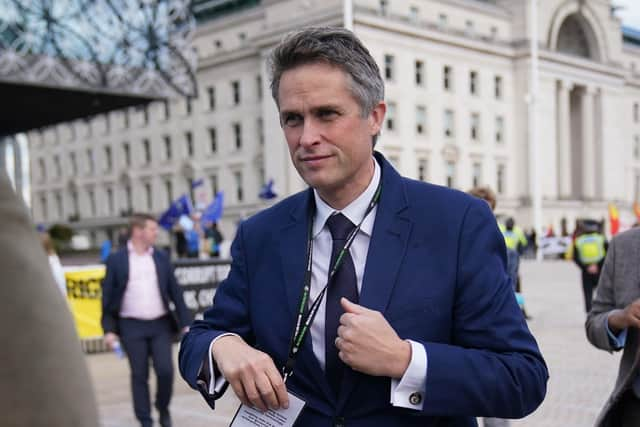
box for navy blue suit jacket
[179,153,547,426]
[101,246,191,335]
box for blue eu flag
[259,179,277,200]
[158,194,193,230]
[201,191,224,223]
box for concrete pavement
[87,260,621,426]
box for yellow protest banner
[65,266,105,339]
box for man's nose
[299,119,320,147]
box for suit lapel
[338,153,413,409]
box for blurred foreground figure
[586,227,640,427]
[0,171,99,427]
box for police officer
[573,221,607,313]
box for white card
[229,392,305,427]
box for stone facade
[27,0,640,245]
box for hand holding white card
[229,392,305,427]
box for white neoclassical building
[27,0,640,245]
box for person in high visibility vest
[573,222,607,312]
[499,218,528,304]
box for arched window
[557,15,592,59]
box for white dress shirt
[119,241,167,320]
[209,158,427,410]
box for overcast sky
[614,0,640,29]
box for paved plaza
[88,260,621,427]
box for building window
[70,152,77,176]
[55,192,63,219]
[380,0,388,15]
[497,163,506,194]
[471,113,480,141]
[232,80,241,105]
[416,105,426,134]
[438,13,447,28]
[415,60,424,86]
[209,128,217,153]
[256,75,262,100]
[143,139,151,165]
[186,131,194,157]
[444,65,453,91]
[54,155,61,178]
[163,135,172,160]
[86,148,94,175]
[40,194,47,221]
[465,20,474,36]
[104,146,112,171]
[125,185,132,212]
[207,86,215,110]
[495,75,503,99]
[635,103,640,123]
[104,113,111,134]
[144,182,152,211]
[409,6,419,23]
[233,123,242,150]
[234,171,243,202]
[470,71,478,95]
[490,26,498,39]
[417,158,428,181]
[445,161,456,188]
[384,54,394,81]
[38,158,46,181]
[88,189,96,216]
[107,188,114,214]
[142,105,149,125]
[210,174,218,195]
[186,96,193,115]
[386,102,396,131]
[472,162,482,187]
[123,142,131,167]
[123,109,130,128]
[496,116,504,144]
[71,191,79,217]
[635,135,640,160]
[163,100,171,119]
[444,109,455,137]
[164,179,173,205]
[257,118,264,145]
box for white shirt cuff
[205,333,239,394]
[389,340,427,410]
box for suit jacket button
[409,392,422,405]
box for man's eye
[318,110,337,120]
[283,115,302,127]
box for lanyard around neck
[281,179,382,382]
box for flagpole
[528,0,542,261]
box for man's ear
[368,101,386,136]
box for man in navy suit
[179,27,547,426]
[102,213,191,427]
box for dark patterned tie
[324,212,358,395]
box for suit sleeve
[178,221,253,407]
[100,255,118,334]
[420,199,548,418]
[586,235,620,352]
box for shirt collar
[127,240,154,255]
[312,157,380,238]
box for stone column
[557,80,572,198]
[581,86,596,199]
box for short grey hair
[268,27,385,119]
